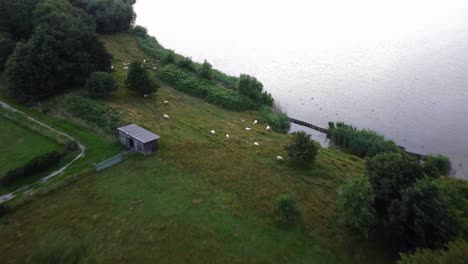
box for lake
[135,0,468,178]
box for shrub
[85,71,117,98]
[436,177,468,239]
[237,74,273,106]
[257,106,290,133]
[0,32,16,72]
[176,56,195,72]
[126,61,159,96]
[199,59,212,80]
[424,154,452,177]
[130,25,147,37]
[328,122,400,158]
[275,194,301,227]
[83,0,135,33]
[337,174,376,238]
[397,240,468,264]
[285,131,320,165]
[162,50,175,64]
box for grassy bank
[0,34,393,263]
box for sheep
[124,66,128,70]
[277,156,284,161]
[245,127,252,131]
[111,65,114,69]
[253,120,258,125]
[266,125,271,131]
[143,94,149,98]
[254,142,259,146]
[226,134,230,139]
[153,67,157,70]
[163,114,170,119]
[143,59,146,63]
[164,100,169,104]
[210,130,216,135]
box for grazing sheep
[143,59,146,63]
[164,100,169,104]
[124,66,128,70]
[253,120,258,125]
[245,127,252,131]
[163,114,170,119]
[254,142,259,146]
[226,134,230,139]
[266,125,271,131]
[210,130,216,135]
[153,67,157,70]
[277,156,284,161]
[144,94,149,98]
[111,65,114,69]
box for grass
[0,33,394,263]
[0,115,61,176]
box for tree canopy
[0,0,41,39]
[126,62,159,96]
[86,71,117,98]
[82,0,135,33]
[285,131,320,165]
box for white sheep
[153,67,157,70]
[245,127,252,131]
[277,156,284,161]
[266,125,271,131]
[253,120,258,125]
[144,94,149,98]
[111,65,114,69]
[143,59,146,63]
[124,66,128,70]
[226,134,230,139]
[163,114,170,119]
[210,130,216,135]
[254,142,260,146]
[164,100,169,104]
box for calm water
[135,0,468,178]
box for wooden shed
[117,124,160,155]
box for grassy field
[0,34,394,263]
[0,115,61,176]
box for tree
[366,152,424,216]
[337,174,376,238]
[199,59,212,80]
[83,0,135,33]
[5,0,111,102]
[131,25,148,38]
[0,32,16,72]
[86,72,117,98]
[423,154,452,178]
[386,177,458,251]
[285,131,320,165]
[237,74,273,106]
[162,50,175,64]
[126,62,159,96]
[176,56,195,71]
[275,194,301,227]
[0,0,41,39]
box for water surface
[135,0,468,178]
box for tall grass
[328,122,400,158]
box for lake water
[135,0,468,179]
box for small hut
[117,124,160,155]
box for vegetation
[285,131,320,165]
[328,122,400,158]
[397,240,468,264]
[238,74,273,106]
[337,174,376,238]
[0,32,15,72]
[126,61,160,96]
[423,154,452,177]
[79,0,135,33]
[0,0,41,39]
[5,0,111,103]
[275,194,301,227]
[199,59,213,80]
[86,71,117,98]
[257,106,291,133]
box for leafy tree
[366,152,424,216]
[237,74,273,106]
[82,0,135,33]
[337,174,376,238]
[199,59,212,80]
[131,25,148,38]
[126,61,159,96]
[86,72,117,98]
[5,0,111,102]
[0,0,41,39]
[397,240,468,264]
[436,177,468,239]
[275,194,301,227]
[0,32,16,71]
[285,131,320,165]
[162,50,175,64]
[176,56,195,71]
[423,154,452,178]
[386,177,458,251]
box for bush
[275,194,301,227]
[424,154,452,177]
[257,106,290,133]
[126,61,159,96]
[199,59,212,80]
[0,32,16,72]
[157,65,257,111]
[83,0,135,33]
[162,50,176,64]
[58,95,121,132]
[328,122,400,158]
[436,177,468,239]
[397,240,468,264]
[337,174,376,238]
[86,71,117,98]
[176,56,195,72]
[130,25,147,37]
[285,131,320,165]
[237,74,273,106]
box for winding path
[0,101,86,203]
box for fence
[93,153,124,172]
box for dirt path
[0,101,86,203]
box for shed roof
[118,124,160,143]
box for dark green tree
[285,131,320,165]
[0,0,41,39]
[83,0,135,33]
[423,154,452,178]
[130,25,148,37]
[366,152,424,216]
[86,72,117,98]
[199,59,212,80]
[238,74,273,106]
[0,32,16,71]
[176,56,195,71]
[397,240,468,264]
[126,62,159,96]
[162,50,175,64]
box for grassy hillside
[0,33,393,263]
